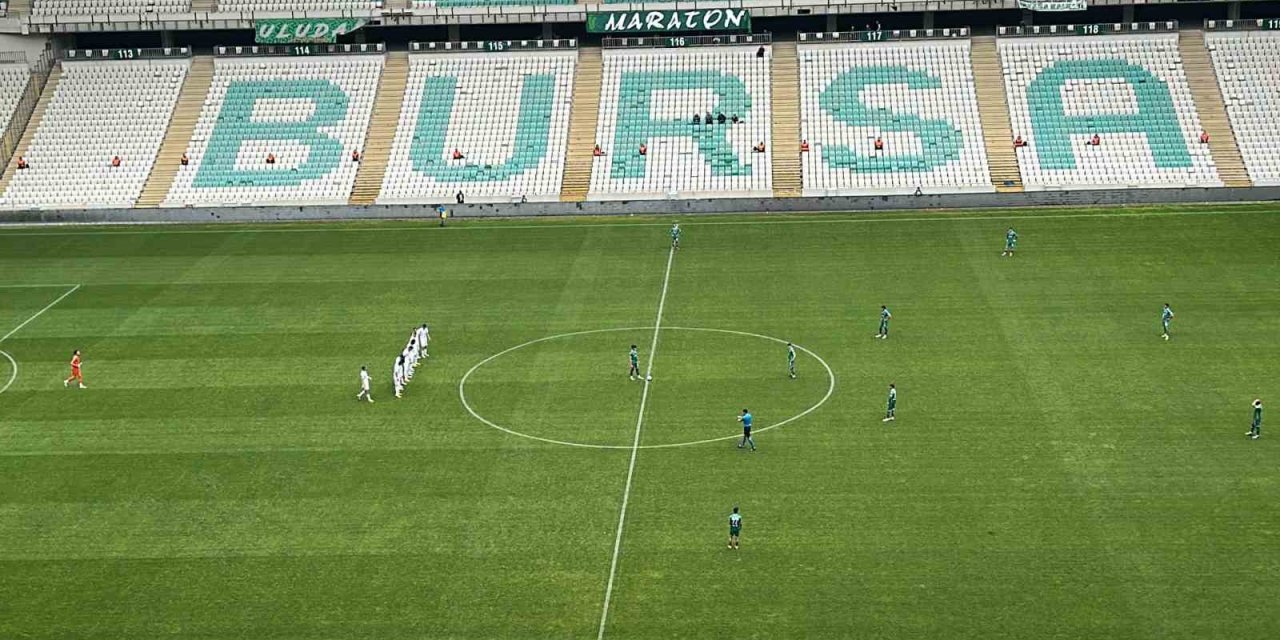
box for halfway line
[597,243,676,639]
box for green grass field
[1,204,1278,639]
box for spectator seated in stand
[593,144,603,157]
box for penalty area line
[597,244,676,640]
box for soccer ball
[646,375,653,381]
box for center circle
[458,327,835,449]
[0,350,17,396]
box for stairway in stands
[559,46,602,202]
[969,36,1023,192]
[350,51,409,206]
[0,63,59,196]
[770,40,801,198]
[1179,30,1252,187]
[190,0,216,11]
[136,55,214,208]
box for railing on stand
[0,42,60,170]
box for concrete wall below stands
[1,186,1278,225]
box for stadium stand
[1205,29,1280,186]
[216,0,376,10]
[351,51,408,206]
[560,46,602,202]
[590,45,772,200]
[0,62,31,142]
[770,40,801,197]
[800,39,992,196]
[31,0,190,14]
[137,55,214,207]
[970,36,1023,190]
[411,0,572,7]
[377,50,576,204]
[162,55,383,207]
[1000,33,1222,190]
[0,59,188,209]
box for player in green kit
[628,345,640,381]
[728,506,742,549]
[1248,399,1263,440]
[1161,303,1174,341]
[882,383,897,422]
[787,342,796,379]
[875,306,892,339]
[670,223,680,250]
[1002,227,1018,257]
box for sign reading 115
[1264,19,1280,30]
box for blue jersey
[741,413,753,428]
[1006,229,1017,244]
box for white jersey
[419,326,430,343]
[360,369,371,389]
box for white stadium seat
[31,0,190,14]
[378,51,576,204]
[1206,31,1280,186]
[216,0,378,10]
[0,62,31,141]
[163,55,383,207]
[999,33,1220,190]
[1,59,188,209]
[589,46,772,201]
[799,40,993,196]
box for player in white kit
[402,345,414,381]
[418,323,430,358]
[356,365,374,403]
[393,355,406,398]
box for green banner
[254,18,366,44]
[587,10,750,34]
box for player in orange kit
[63,349,85,389]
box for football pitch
[1,203,1278,639]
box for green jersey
[1006,229,1017,247]
[1255,405,1263,427]
[888,387,897,407]
[629,348,638,365]
[729,513,742,531]
[671,226,680,239]
[787,345,796,364]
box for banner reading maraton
[1016,0,1087,11]
[255,18,366,44]
[587,10,751,34]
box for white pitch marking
[0,284,81,397]
[597,244,675,640]
[0,350,16,396]
[457,326,835,449]
[0,284,81,345]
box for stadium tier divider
[214,43,384,57]
[798,27,969,43]
[997,21,1179,38]
[409,39,577,53]
[64,47,191,60]
[602,34,770,49]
